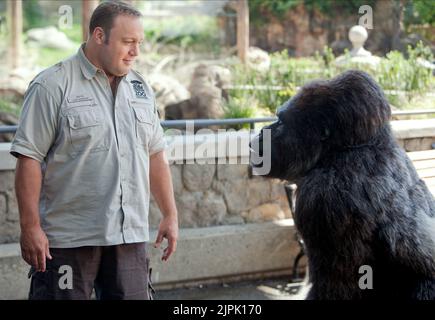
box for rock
[214,180,250,214]
[247,179,271,207]
[165,64,231,122]
[0,172,15,192]
[246,47,271,72]
[175,191,202,227]
[0,221,20,244]
[183,164,215,191]
[246,203,285,222]
[270,179,287,200]
[5,191,18,222]
[0,193,6,224]
[197,191,227,226]
[170,165,184,195]
[148,74,190,118]
[216,164,249,181]
[148,197,161,229]
[26,26,75,50]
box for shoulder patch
[130,80,147,99]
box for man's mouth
[123,60,134,65]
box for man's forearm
[149,151,178,219]
[15,156,43,229]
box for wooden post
[8,0,22,70]
[82,0,99,42]
[236,0,249,63]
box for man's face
[100,15,143,77]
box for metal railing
[1,110,435,134]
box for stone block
[216,164,249,181]
[183,164,215,192]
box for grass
[61,24,82,43]
[34,45,78,68]
[0,97,22,118]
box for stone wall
[149,162,290,229]
[2,119,435,244]
[0,171,19,244]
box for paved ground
[154,276,309,300]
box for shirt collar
[78,43,98,80]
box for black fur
[251,70,435,300]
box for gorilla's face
[250,70,391,182]
[250,98,326,182]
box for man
[10,1,178,300]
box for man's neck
[83,43,116,85]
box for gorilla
[250,70,435,300]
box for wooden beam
[82,0,100,42]
[236,0,249,63]
[8,0,22,70]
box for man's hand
[149,151,179,262]
[154,216,178,261]
[20,225,52,272]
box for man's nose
[130,44,139,57]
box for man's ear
[93,27,106,45]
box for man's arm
[149,150,178,261]
[15,155,52,271]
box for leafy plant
[228,42,434,115]
[223,95,259,130]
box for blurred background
[0,0,434,128]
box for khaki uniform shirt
[10,44,166,248]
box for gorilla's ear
[320,127,330,141]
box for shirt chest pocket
[130,100,154,148]
[65,106,108,156]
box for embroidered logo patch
[131,80,146,98]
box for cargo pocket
[65,107,108,156]
[130,100,154,149]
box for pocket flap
[65,96,94,111]
[67,110,101,129]
[133,106,153,124]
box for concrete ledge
[0,220,300,299]
[391,119,435,139]
[0,143,16,171]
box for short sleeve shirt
[10,44,166,248]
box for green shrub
[223,95,259,130]
[228,42,434,115]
